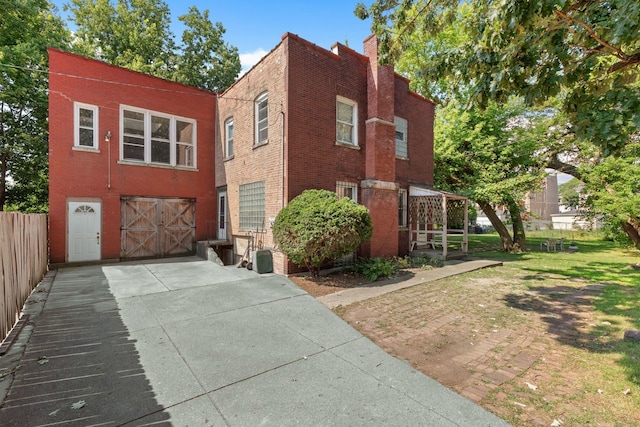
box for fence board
[0,212,48,343]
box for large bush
[273,189,373,275]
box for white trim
[119,104,197,169]
[336,181,358,202]
[394,116,408,158]
[224,117,234,158]
[398,188,408,228]
[74,102,99,150]
[336,96,358,146]
[254,92,269,145]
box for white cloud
[239,48,269,73]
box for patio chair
[557,238,566,251]
[540,238,558,252]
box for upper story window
[395,116,408,158]
[336,96,358,146]
[121,106,196,168]
[74,103,98,150]
[225,117,234,158]
[255,92,268,145]
[336,181,358,202]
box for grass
[473,232,640,424]
[340,230,640,425]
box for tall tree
[434,99,546,251]
[0,0,70,212]
[356,0,640,247]
[356,0,639,155]
[175,7,240,92]
[65,0,240,91]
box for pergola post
[463,198,469,254]
[442,194,448,260]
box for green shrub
[354,257,395,281]
[273,189,373,275]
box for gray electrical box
[252,250,273,274]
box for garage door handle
[96,232,100,245]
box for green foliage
[273,190,373,275]
[354,257,395,281]
[558,178,582,210]
[65,0,240,91]
[356,0,639,156]
[434,98,547,249]
[0,0,70,212]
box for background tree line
[0,0,240,212]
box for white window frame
[336,181,358,202]
[255,92,268,145]
[398,188,408,228]
[395,116,408,158]
[336,96,358,146]
[120,105,197,168]
[74,103,99,150]
[225,117,234,158]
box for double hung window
[255,93,268,145]
[74,103,98,149]
[225,118,234,157]
[336,97,358,146]
[121,106,196,168]
[395,116,408,158]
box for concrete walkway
[318,259,503,309]
[0,257,508,426]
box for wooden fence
[0,212,48,343]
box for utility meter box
[252,250,273,274]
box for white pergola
[408,186,469,259]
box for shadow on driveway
[0,266,170,425]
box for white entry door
[68,201,101,262]
[217,190,227,240]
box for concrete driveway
[0,256,509,426]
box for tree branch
[554,9,629,61]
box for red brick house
[216,34,436,274]
[48,48,217,264]
[48,33,445,273]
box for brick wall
[48,48,217,263]
[216,41,288,272]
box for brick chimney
[360,35,399,258]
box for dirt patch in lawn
[289,266,640,426]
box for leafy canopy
[355,0,640,156]
[273,190,373,275]
[65,0,241,92]
[0,0,70,212]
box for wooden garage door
[121,197,195,258]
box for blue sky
[51,0,373,72]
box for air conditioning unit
[251,250,273,274]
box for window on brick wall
[336,181,358,202]
[121,106,196,168]
[74,103,98,149]
[336,96,358,146]
[395,116,408,158]
[239,181,265,230]
[398,188,408,228]
[225,117,234,158]
[255,92,268,145]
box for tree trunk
[477,200,514,251]
[622,219,640,248]
[506,197,527,251]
